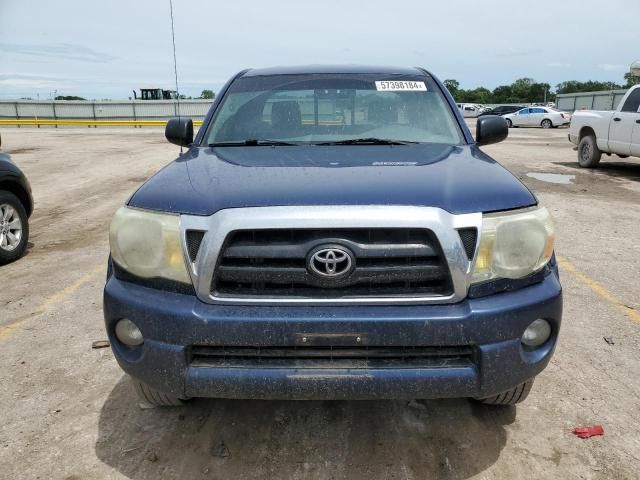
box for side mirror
[165,118,193,147]
[476,115,508,146]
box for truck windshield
[205,73,463,146]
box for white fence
[555,89,628,112]
[0,99,213,121]
[2,92,632,121]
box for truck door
[463,105,476,118]
[631,120,640,157]
[609,88,640,156]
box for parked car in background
[0,134,33,264]
[568,85,640,167]
[478,105,525,117]
[503,107,571,129]
[456,103,490,118]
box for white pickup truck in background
[569,85,640,167]
[456,103,490,118]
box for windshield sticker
[375,81,427,91]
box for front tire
[475,379,534,405]
[541,119,552,129]
[133,379,187,407]
[578,135,601,168]
[0,191,29,265]
[505,118,512,128]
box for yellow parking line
[0,119,204,127]
[0,264,104,340]
[557,255,640,324]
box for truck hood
[128,144,536,215]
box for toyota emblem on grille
[308,246,355,278]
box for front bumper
[568,133,579,145]
[103,268,562,400]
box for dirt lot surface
[1,125,639,479]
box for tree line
[445,72,640,104]
[176,90,216,100]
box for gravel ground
[0,124,639,479]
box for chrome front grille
[212,228,452,299]
[179,206,481,305]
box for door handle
[636,119,640,124]
[613,117,621,122]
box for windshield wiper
[208,139,300,147]
[314,138,420,146]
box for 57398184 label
[374,81,427,91]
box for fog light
[521,319,551,347]
[115,319,144,346]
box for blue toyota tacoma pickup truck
[104,65,562,407]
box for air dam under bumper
[103,270,562,400]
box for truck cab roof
[240,65,427,77]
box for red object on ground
[573,426,605,439]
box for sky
[1,0,638,100]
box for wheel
[617,154,629,159]
[0,191,29,265]
[133,379,187,407]
[505,118,512,128]
[475,379,534,405]
[541,119,552,129]
[578,135,601,168]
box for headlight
[109,207,190,284]
[472,206,554,283]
